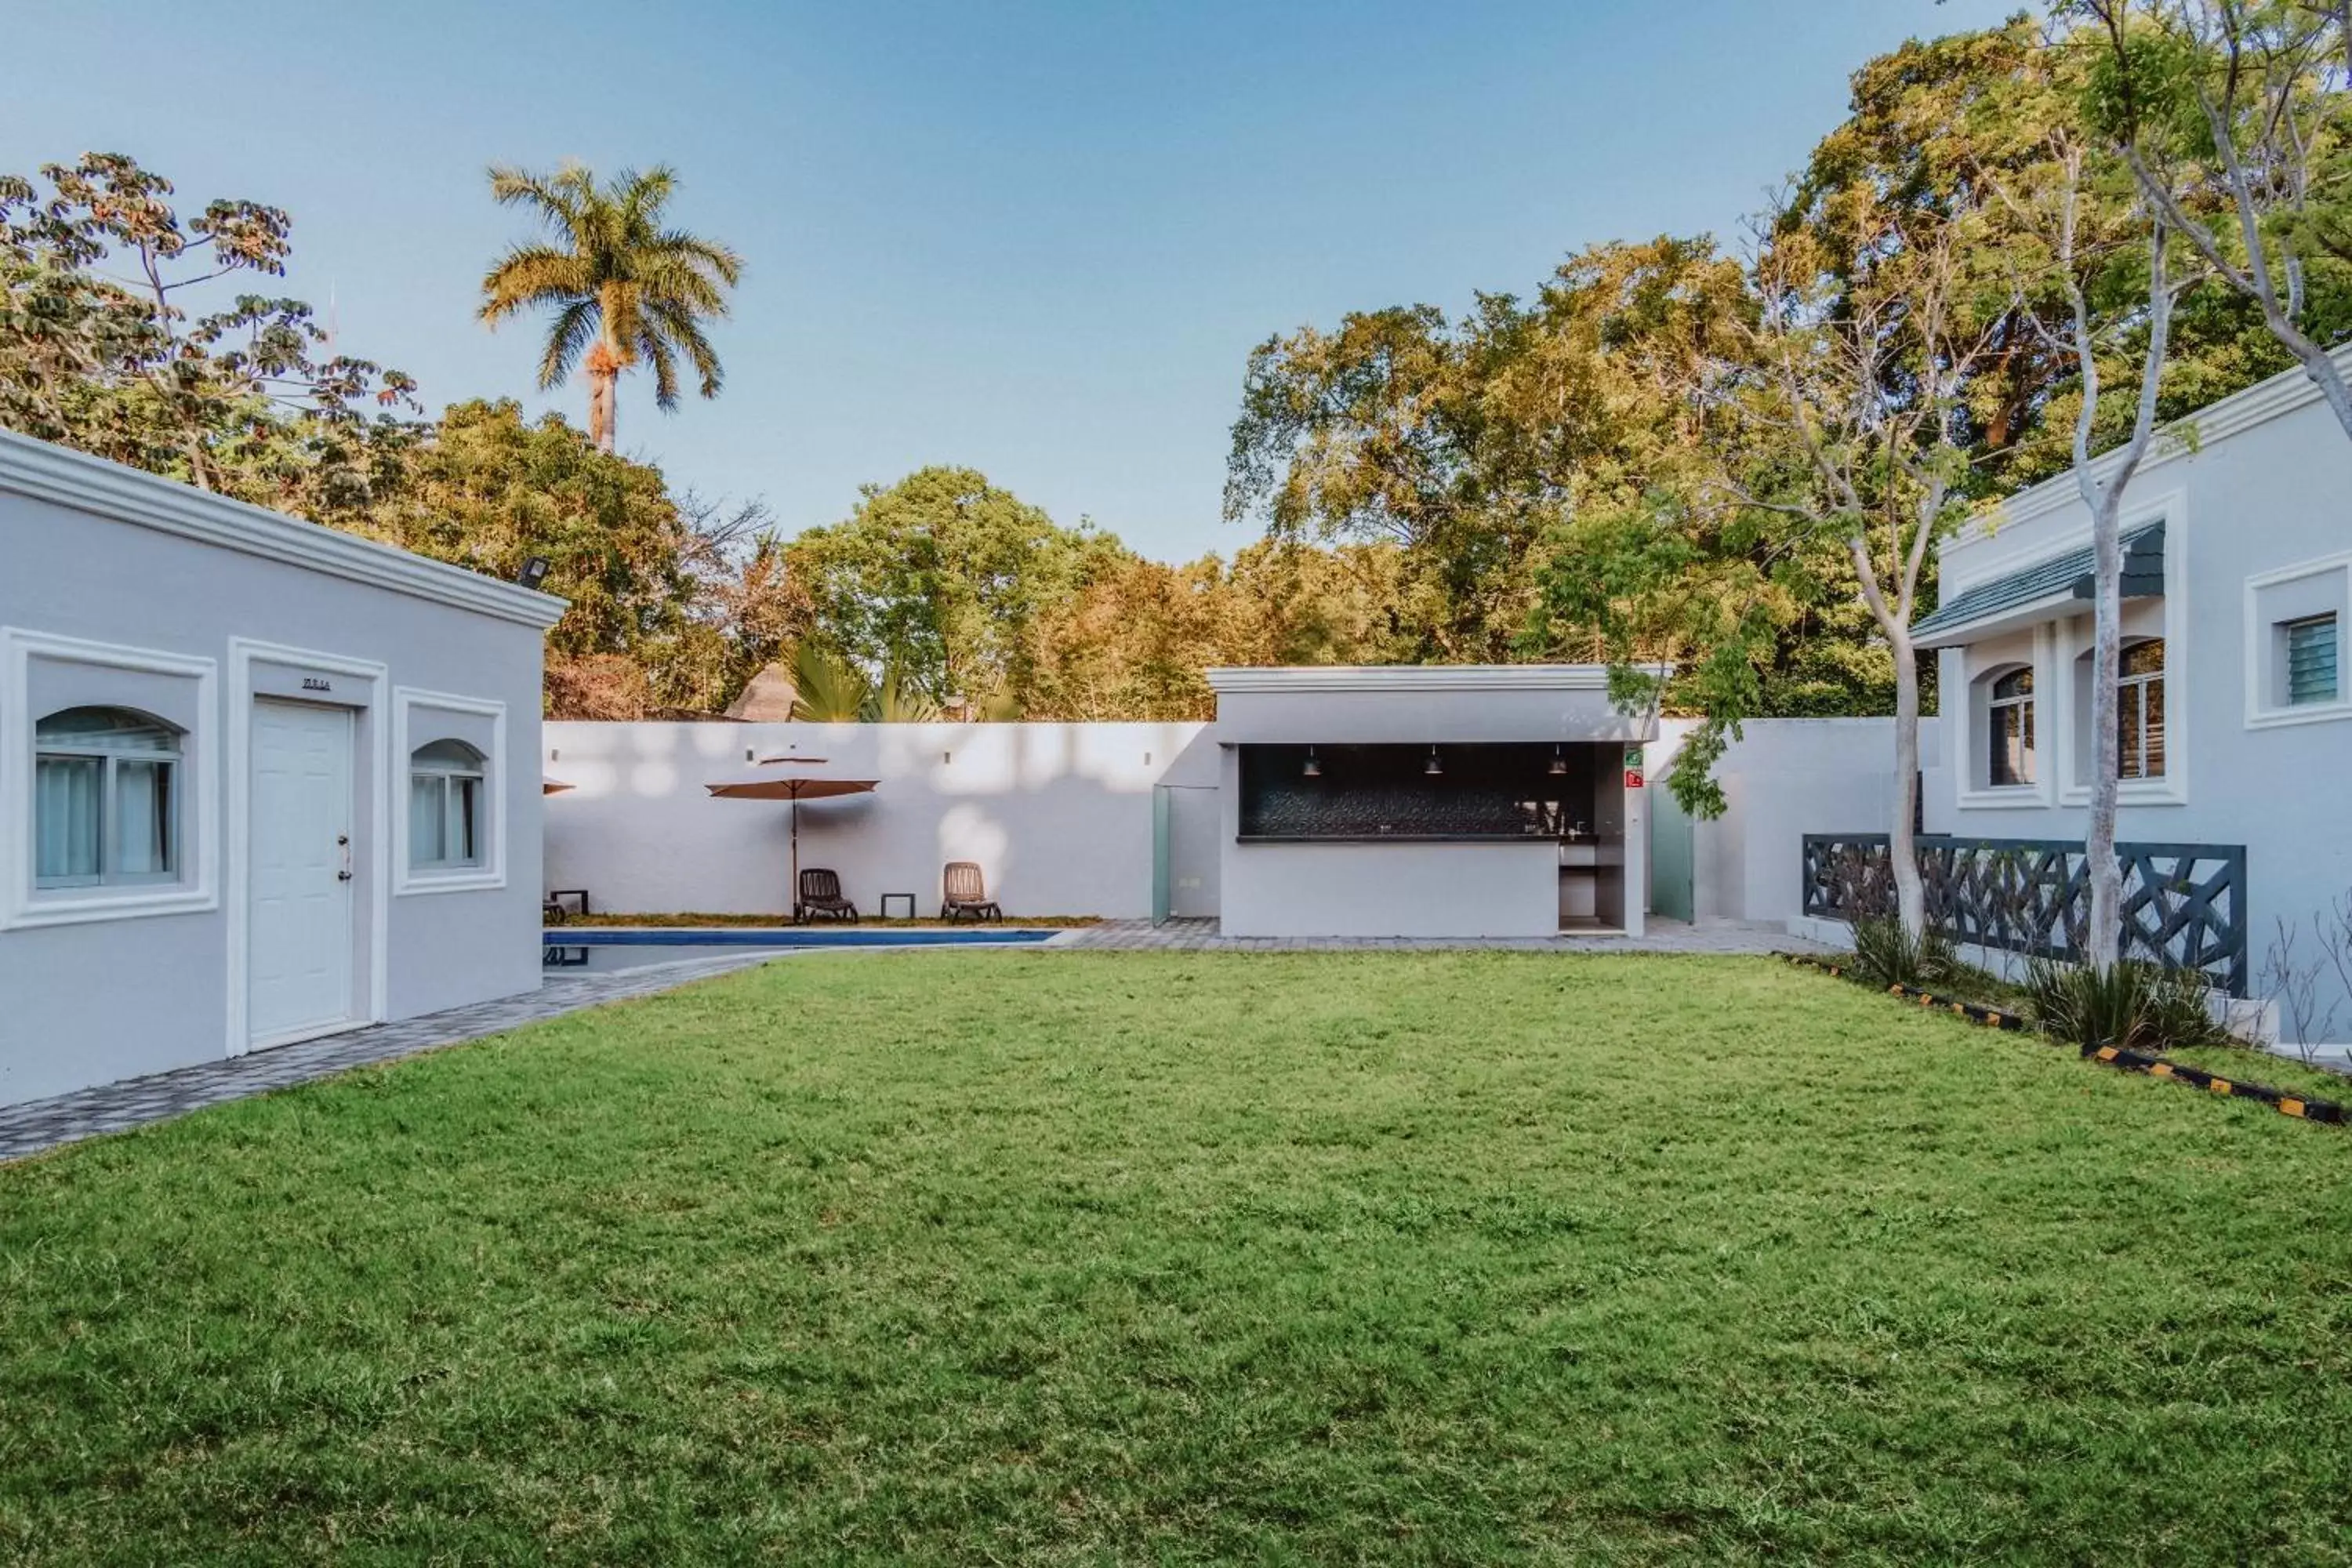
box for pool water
[543,926,1059,974]
[543,942,797,974]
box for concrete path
[0,953,777,1165]
[1050,916,1828,954]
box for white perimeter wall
[1654,717,1922,927]
[543,720,1215,919]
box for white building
[0,431,565,1107]
[1912,349,2352,1040]
[1203,665,1653,937]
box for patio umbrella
[703,755,878,905]
[543,777,575,794]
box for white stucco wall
[543,720,1216,918]
[1655,717,1923,927]
[1218,840,1564,937]
[0,433,557,1108]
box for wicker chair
[796,868,858,924]
[941,861,1002,923]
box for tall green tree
[477,163,742,452]
[0,152,419,509]
[786,466,1126,710]
[1225,304,1523,659]
[366,399,790,716]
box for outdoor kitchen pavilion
[1203,666,1661,938]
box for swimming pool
[543,926,1061,973]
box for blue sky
[7,0,2021,562]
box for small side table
[879,892,916,920]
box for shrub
[1849,915,1962,991]
[2022,958,2229,1052]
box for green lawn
[5,953,2350,1564]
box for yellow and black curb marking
[1776,953,2347,1128]
[2080,1044,2347,1123]
[1780,954,2029,1031]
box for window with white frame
[1984,666,2035,787]
[34,707,182,888]
[2248,557,2351,725]
[408,739,486,871]
[2115,638,2167,779]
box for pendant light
[1424,745,1443,777]
[1548,743,1568,776]
[1302,746,1322,779]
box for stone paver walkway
[0,953,778,1165]
[1050,916,1827,954]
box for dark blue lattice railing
[1801,833,2249,996]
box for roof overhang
[0,428,570,629]
[1205,663,1630,694]
[1204,664,1666,744]
[1914,522,2163,650]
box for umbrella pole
[789,798,799,922]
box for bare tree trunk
[1889,627,1926,936]
[2072,221,2176,972]
[2085,511,2125,970]
[2267,314,2352,440]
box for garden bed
[1785,950,2352,1116]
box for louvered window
[2286,614,2338,706]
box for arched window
[408,739,486,871]
[2117,638,2166,779]
[1985,667,2034,787]
[34,707,183,888]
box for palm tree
[477,163,742,452]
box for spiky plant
[862,659,942,724]
[1848,914,1962,991]
[786,641,869,723]
[477,163,742,451]
[2023,959,2229,1053]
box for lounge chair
[796,868,858,924]
[942,861,1002,923]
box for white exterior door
[249,700,356,1047]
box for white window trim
[1,628,220,930]
[225,639,391,1058]
[2056,633,2186,808]
[393,688,507,895]
[1956,626,2056,811]
[2244,550,2352,731]
[2047,491,2188,808]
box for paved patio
[1050,916,1829,953]
[0,953,779,1165]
